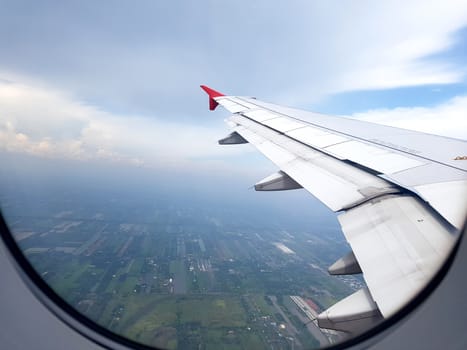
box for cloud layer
[352,95,467,140]
[0,79,256,173]
[1,78,465,174]
[0,1,466,112]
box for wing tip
[200,85,225,111]
[200,85,225,98]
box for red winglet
[200,85,225,111]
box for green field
[99,294,257,349]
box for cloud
[0,1,466,112]
[351,95,467,140]
[0,78,257,173]
[272,1,467,105]
[1,74,465,182]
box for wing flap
[262,117,308,132]
[325,140,426,174]
[338,194,456,317]
[287,127,350,148]
[413,180,467,229]
[243,109,280,122]
[215,97,254,113]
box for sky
[0,0,467,178]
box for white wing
[202,85,467,334]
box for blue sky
[0,0,466,177]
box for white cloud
[352,95,467,140]
[0,79,255,172]
[1,1,467,111]
[248,0,467,104]
[326,0,467,93]
[0,74,465,182]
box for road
[268,295,304,349]
[285,297,330,347]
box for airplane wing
[201,85,467,334]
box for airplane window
[1,2,466,350]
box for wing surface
[201,86,467,334]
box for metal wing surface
[201,85,467,334]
